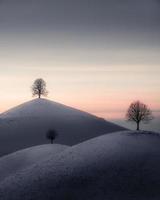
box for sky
[0,0,160,120]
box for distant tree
[32,78,48,98]
[46,129,57,144]
[126,100,153,131]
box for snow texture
[0,144,68,182]
[0,130,160,200]
[0,98,126,156]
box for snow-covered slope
[0,98,126,156]
[0,144,68,182]
[0,131,160,200]
[1,98,97,119]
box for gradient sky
[0,0,160,119]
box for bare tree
[126,100,153,131]
[32,78,48,98]
[46,129,57,144]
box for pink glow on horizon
[0,95,159,120]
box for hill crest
[0,98,96,119]
[0,98,126,156]
[0,130,160,200]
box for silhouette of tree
[46,129,57,144]
[32,78,48,98]
[126,100,153,131]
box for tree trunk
[137,121,140,131]
[51,139,53,144]
[38,93,41,98]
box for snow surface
[0,144,68,182]
[0,98,96,119]
[0,98,126,156]
[0,130,160,200]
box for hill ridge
[0,130,160,200]
[0,98,126,156]
[0,98,98,119]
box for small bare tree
[46,129,57,144]
[32,78,48,98]
[126,100,153,131]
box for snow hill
[0,98,126,157]
[0,144,68,182]
[0,131,160,200]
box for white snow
[0,130,160,200]
[0,98,126,156]
[0,144,68,182]
[0,98,95,119]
